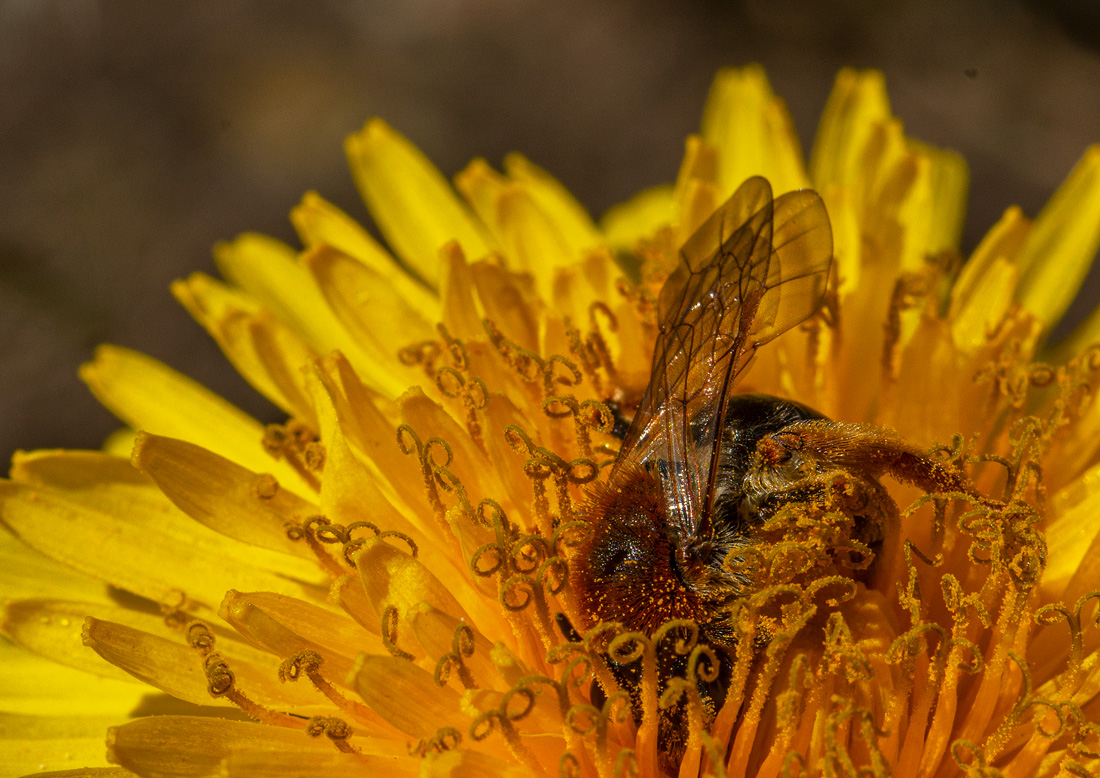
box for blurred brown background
[2,0,1099,465]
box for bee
[568,177,978,760]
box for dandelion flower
[4,65,1100,778]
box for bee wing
[615,176,833,540]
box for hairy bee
[568,176,976,765]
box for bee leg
[773,420,987,502]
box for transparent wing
[614,176,833,540]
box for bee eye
[592,532,649,581]
[602,548,629,575]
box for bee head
[569,465,707,634]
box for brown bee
[568,177,978,755]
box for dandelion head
[3,66,1100,778]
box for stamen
[433,624,477,690]
[659,644,719,778]
[564,690,633,778]
[398,339,444,380]
[587,301,620,389]
[565,320,604,398]
[500,572,555,648]
[881,273,927,387]
[396,425,458,540]
[411,727,463,757]
[484,319,546,388]
[250,473,280,501]
[436,365,489,455]
[469,685,541,772]
[262,422,322,492]
[185,621,299,727]
[559,751,582,778]
[544,395,615,463]
[381,604,416,661]
[158,589,191,630]
[279,651,379,726]
[286,515,347,579]
[305,715,360,754]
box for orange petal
[107,716,336,776]
[222,749,419,778]
[439,242,485,343]
[421,749,549,778]
[219,590,371,685]
[350,654,464,738]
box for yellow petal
[0,641,146,717]
[810,68,891,192]
[302,244,430,396]
[825,187,862,297]
[131,432,320,564]
[1016,145,1100,329]
[949,257,1018,353]
[0,525,112,604]
[701,65,809,196]
[101,428,138,458]
[311,353,427,520]
[213,232,376,374]
[454,158,509,241]
[307,369,444,565]
[2,599,171,682]
[107,716,338,776]
[951,206,1029,312]
[496,184,575,294]
[671,135,720,243]
[88,614,320,714]
[172,273,317,426]
[675,177,720,249]
[599,184,675,250]
[858,119,934,273]
[503,153,604,256]
[350,654,463,738]
[10,448,319,589]
[79,346,312,495]
[1046,469,1100,604]
[345,119,493,285]
[912,139,969,252]
[9,764,135,778]
[0,471,316,614]
[673,134,717,205]
[0,713,121,774]
[291,190,441,315]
